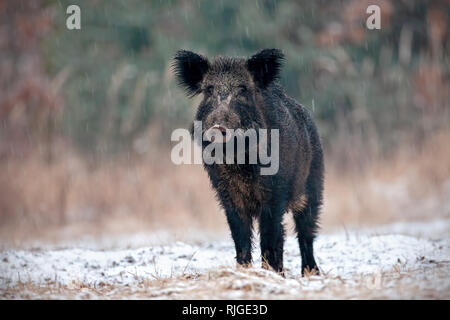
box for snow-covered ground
[1,219,449,299]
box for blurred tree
[0,0,61,162]
[37,0,450,163]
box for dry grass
[322,129,450,228]
[0,130,449,244]
[2,264,449,299]
[0,149,224,243]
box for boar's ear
[247,49,284,88]
[172,50,210,96]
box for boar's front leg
[225,207,253,267]
[259,204,285,274]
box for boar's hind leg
[259,204,285,274]
[293,194,320,275]
[225,208,253,267]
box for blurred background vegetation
[0,0,449,240]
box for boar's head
[173,49,283,161]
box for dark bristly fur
[173,49,324,275]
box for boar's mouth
[203,125,268,166]
[204,124,232,143]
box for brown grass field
[1,130,449,299]
[1,129,449,242]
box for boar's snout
[205,124,233,143]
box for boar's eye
[237,85,247,94]
[205,85,214,95]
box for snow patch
[1,220,449,293]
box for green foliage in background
[44,0,449,156]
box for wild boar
[173,49,324,275]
